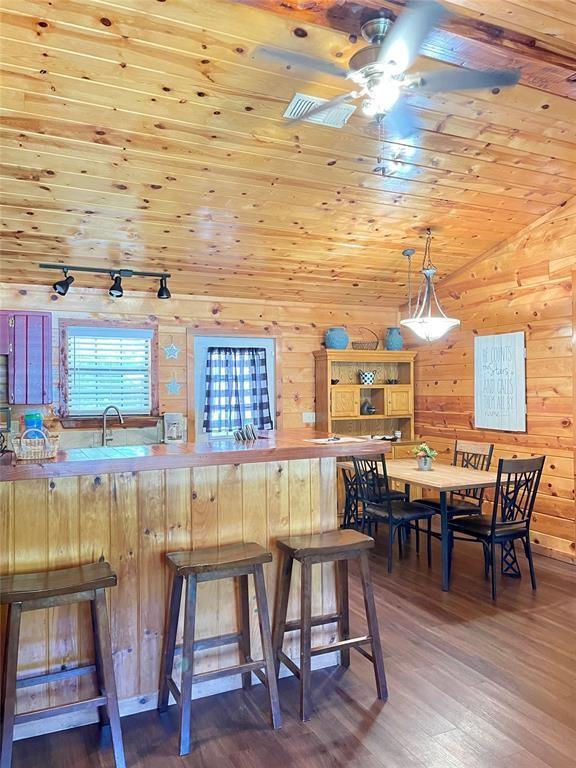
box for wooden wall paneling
[78,473,110,700]
[0,481,14,693]
[164,467,191,684]
[190,466,219,674]
[241,462,268,662]
[265,459,289,658]
[47,476,80,707]
[13,480,49,713]
[319,457,337,649]
[216,463,243,669]
[286,459,312,661]
[109,471,140,699]
[138,470,166,695]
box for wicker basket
[351,327,379,351]
[12,428,59,461]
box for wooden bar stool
[0,562,125,768]
[272,529,387,721]
[158,541,281,756]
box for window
[194,336,275,436]
[62,325,155,416]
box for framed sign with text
[474,331,526,432]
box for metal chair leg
[523,536,537,590]
[490,541,497,601]
[426,518,432,568]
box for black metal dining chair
[448,455,545,600]
[414,439,494,519]
[352,455,437,573]
[340,464,360,529]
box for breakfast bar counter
[0,431,387,737]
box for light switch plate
[302,412,316,424]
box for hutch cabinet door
[7,312,53,404]
[385,386,413,416]
[331,386,359,418]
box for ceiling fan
[257,0,520,137]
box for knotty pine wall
[0,285,399,431]
[412,199,576,564]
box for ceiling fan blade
[382,98,418,138]
[416,67,521,94]
[256,47,348,79]
[376,0,448,74]
[284,91,358,125]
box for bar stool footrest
[310,635,371,657]
[283,612,340,633]
[14,696,107,725]
[173,631,242,655]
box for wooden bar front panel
[0,458,338,720]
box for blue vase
[324,327,349,350]
[385,327,404,351]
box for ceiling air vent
[283,92,356,128]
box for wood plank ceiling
[0,0,575,304]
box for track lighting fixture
[157,276,171,299]
[52,269,74,296]
[39,264,171,299]
[109,273,123,298]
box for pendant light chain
[423,227,435,270]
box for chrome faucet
[101,405,124,446]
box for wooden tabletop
[0,430,390,482]
[338,458,499,492]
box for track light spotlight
[52,269,74,296]
[157,276,171,299]
[109,273,123,298]
[40,264,171,299]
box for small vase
[324,327,349,350]
[417,456,433,471]
[385,327,404,351]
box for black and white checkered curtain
[202,347,273,434]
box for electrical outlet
[302,412,316,424]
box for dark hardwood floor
[12,534,576,768]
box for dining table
[338,457,499,591]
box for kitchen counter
[1,430,386,739]
[0,430,389,482]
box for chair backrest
[489,456,545,533]
[451,440,495,506]
[351,455,390,504]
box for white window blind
[66,326,153,416]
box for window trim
[186,328,283,438]
[59,319,159,420]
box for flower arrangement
[412,442,438,460]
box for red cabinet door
[7,311,53,404]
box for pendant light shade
[400,230,460,342]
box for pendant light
[400,229,460,342]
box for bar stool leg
[179,574,197,757]
[272,551,293,675]
[158,574,184,712]
[358,553,388,701]
[0,602,22,768]
[336,559,350,668]
[93,589,127,768]
[252,564,282,730]
[91,597,110,731]
[299,559,313,722]
[238,574,252,691]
